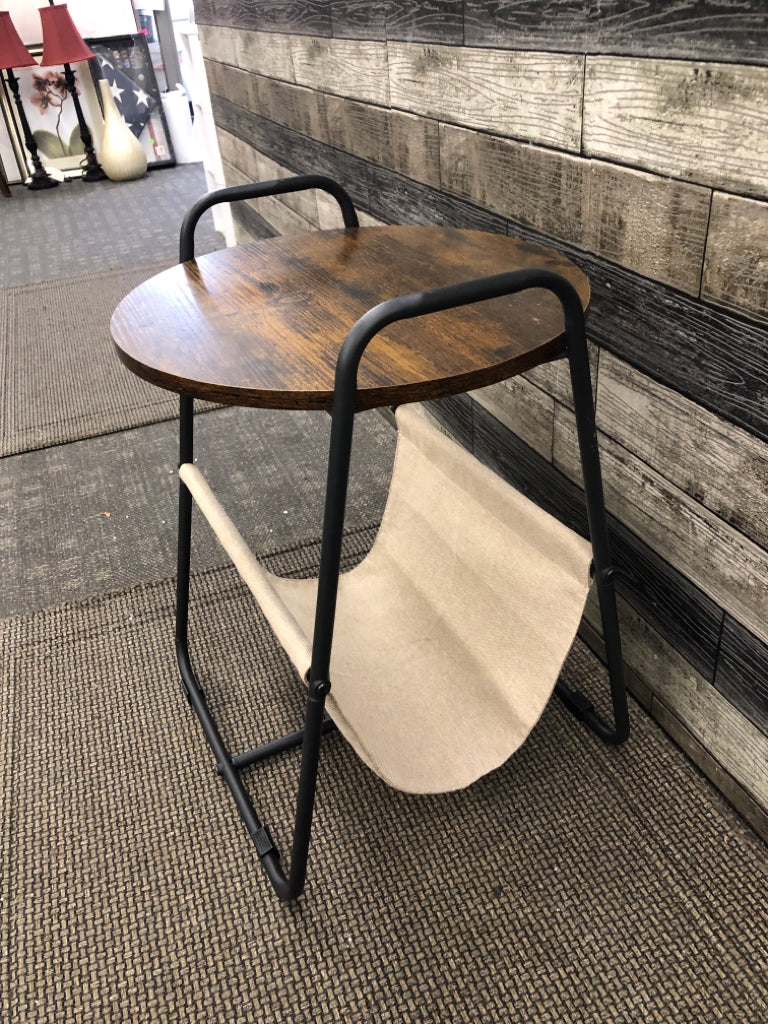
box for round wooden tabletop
[111,225,589,411]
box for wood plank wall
[192,0,768,837]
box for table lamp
[39,0,105,181]
[0,10,57,189]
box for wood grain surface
[464,0,768,65]
[112,226,589,411]
[595,352,768,550]
[586,592,768,809]
[584,56,768,196]
[702,193,768,324]
[207,104,768,446]
[388,42,584,151]
[715,616,768,735]
[554,406,768,645]
[439,122,711,293]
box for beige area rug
[0,263,212,456]
[3,531,767,1023]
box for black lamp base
[81,163,107,182]
[26,169,59,190]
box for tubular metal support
[179,174,359,262]
[173,241,629,903]
[312,269,629,749]
[223,718,338,773]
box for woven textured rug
[3,535,767,1023]
[0,263,206,456]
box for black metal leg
[555,331,630,744]
[172,392,332,900]
[176,395,194,664]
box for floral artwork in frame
[3,52,102,176]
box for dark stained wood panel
[331,0,387,39]
[111,226,588,411]
[385,0,465,44]
[715,616,768,735]
[464,0,768,65]
[193,0,333,35]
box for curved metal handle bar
[178,174,360,263]
[311,267,628,741]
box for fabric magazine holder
[174,177,629,901]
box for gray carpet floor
[2,550,767,1023]
[0,163,224,287]
[2,161,767,1022]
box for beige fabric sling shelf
[110,175,629,900]
[181,405,593,794]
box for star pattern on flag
[96,54,156,138]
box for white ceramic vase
[98,78,147,182]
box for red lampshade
[39,4,95,66]
[0,12,37,71]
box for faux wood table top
[111,225,590,411]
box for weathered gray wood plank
[649,695,768,843]
[554,406,768,646]
[583,56,768,197]
[580,253,768,445]
[233,28,296,80]
[464,1,768,65]
[198,23,239,67]
[221,156,319,236]
[231,201,278,244]
[439,122,710,293]
[439,123,584,246]
[388,42,584,151]
[595,352,768,551]
[702,193,768,325]
[326,96,440,187]
[253,75,330,142]
[469,377,555,461]
[366,163,509,233]
[218,132,323,226]
[583,160,710,296]
[715,616,768,736]
[583,592,768,809]
[523,346,598,410]
[291,35,390,104]
[203,58,256,110]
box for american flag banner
[94,53,156,138]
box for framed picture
[86,33,175,169]
[0,50,103,179]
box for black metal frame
[174,176,629,901]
